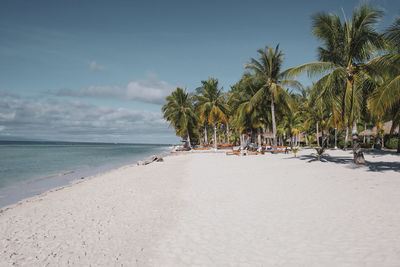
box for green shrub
[386,137,399,149]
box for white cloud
[88,61,105,72]
[0,93,178,143]
[56,74,175,105]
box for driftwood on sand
[137,155,164,166]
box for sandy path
[1,150,400,266]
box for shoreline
[0,161,135,213]
[1,147,397,211]
[0,147,173,210]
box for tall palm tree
[162,87,198,148]
[368,17,400,153]
[287,4,383,164]
[196,78,230,149]
[245,45,300,153]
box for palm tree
[162,87,198,148]
[231,74,271,149]
[245,45,300,153]
[287,4,383,164]
[281,106,302,147]
[368,17,400,153]
[196,78,230,150]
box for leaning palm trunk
[352,122,365,164]
[316,122,319,147]
[270,93,278,154]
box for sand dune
[1,149,399,266]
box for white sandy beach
[1,149,400,266]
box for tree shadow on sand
[296,150,400,173]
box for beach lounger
[226,147,241,156]
[217,143,234,149]
[193,146,211,150]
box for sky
[0,0,399,144]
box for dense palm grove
[162,4,400,163]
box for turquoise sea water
[0,141,170,207]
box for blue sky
[0,0,399,143]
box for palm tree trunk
[321,129,326,148]
[397,133,400,153]
[257,128,261,148]
[283,132,286,146]
[271,93,278,154]
[263,128,267,144]
[334,128,338,149]
[204,125,208,145]
[213,123,217,150]
[344,126,349,150]
[327,131,330,147]
[186,129,192,149]
[199,128,203,146]
[226,122,230,144]
[316,122,320,146]
[363,123,366,143]
[305,134,308,146]
[376,133,381,150]
[352,121,365,164]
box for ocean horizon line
[0,139,176,146]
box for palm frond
[285,62,336,79]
